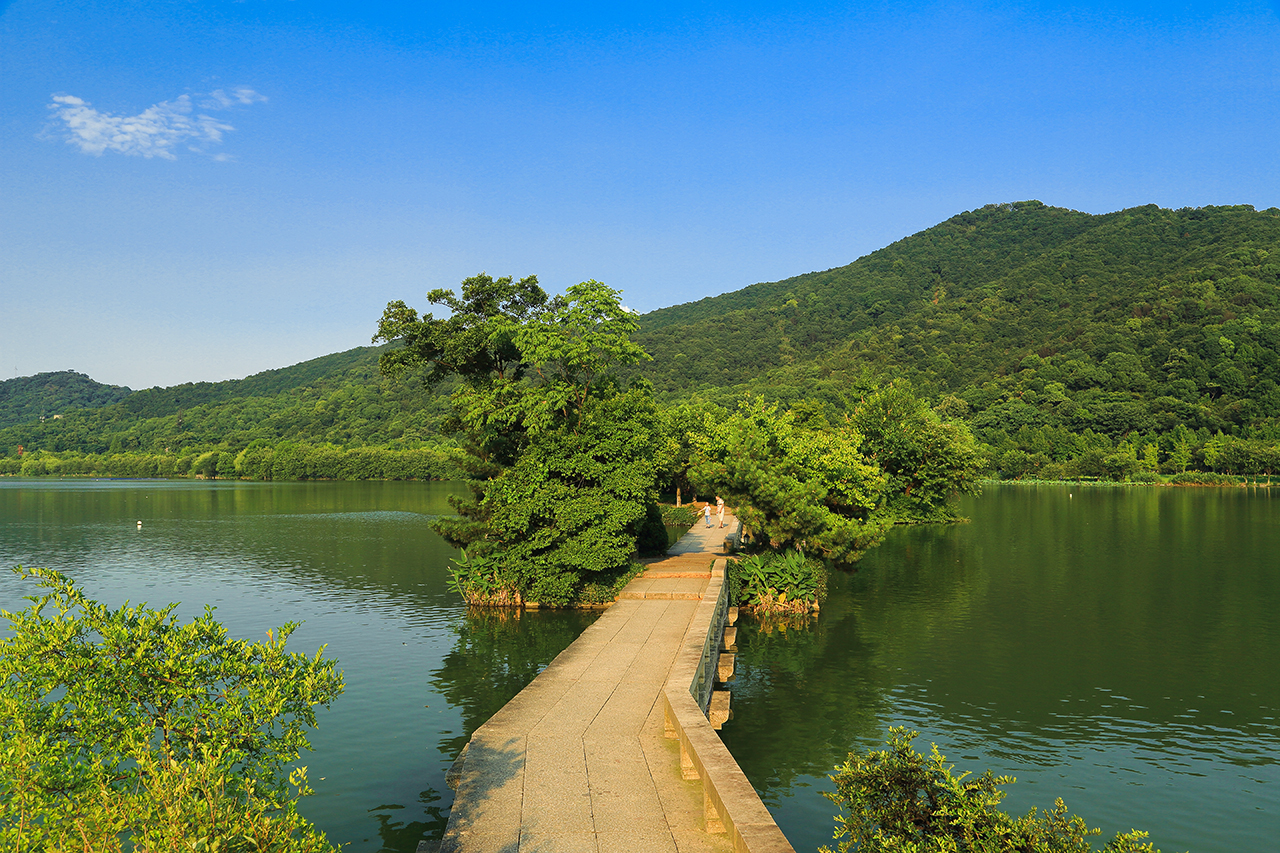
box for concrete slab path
[434,512,739,853]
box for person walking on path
[716,496,726,528]
[704,502,712,528]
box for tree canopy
[374,275,663,605]
[689,388,983,566]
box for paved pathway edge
[661,568,796,853]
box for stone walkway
[433,512,738,853]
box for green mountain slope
[9,200,1280,481]
[0,371,132,430]
[0,346,450,456]
[634,202,1280,441]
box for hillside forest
[6,201,1280,485]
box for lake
[720,483,1278,853]
[1,480,1275,852]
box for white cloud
[201,87,268,109]
[45,89,266,160]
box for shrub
[633,501,669,557]
[1170,471,1238,486]
[0,567,343,851]
[660,503,699,527]
[576,562,645,605]
[447,548,522,606]
[824,728,1163,853]
[729,549,826,612]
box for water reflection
[430,607,600,759]
[721,485,1279,853]
[367,789,448,852]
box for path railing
[663,560,795,853]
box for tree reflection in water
[429,606,600,760]
[368,789,448,853]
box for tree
[374,272,551,394]
[477,388,662,603]
[824,728,1163,853]
[690,398,890,565]
[849,382,986,521]
[0,567,343,851]
[654,399,728,504]
[375,275,659,604]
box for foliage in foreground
[0,567,344,852]
[824,728,1166,853]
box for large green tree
[375,275,661,604]
[849,381,986,521]
[691,385,984,565]
[690,398,891,565]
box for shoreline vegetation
[3,456,1274,489]
[983,472,1276,486]
[5,455,1274,489]
[0,443,463,481]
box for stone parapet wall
[662,561,795,853]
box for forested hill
[633,201,1280,439]
[10,200,1280,481]
[111,345,385,419]
[0,345,449,455]
[0,371,132,429]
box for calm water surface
[0,479,598,851]
[720,484,1279,853]
[3,481,1275,851]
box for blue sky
[3,0,1279,389]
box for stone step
[618,590,704,600]
[641,570,712,579]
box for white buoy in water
[136,520,142,528]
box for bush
[0,567,343,851]
[575,562,645,605]
[1170,471,1238,486]
[447,548,522,606]
[633,501,669,557]
[729,549,826,612]
[824,728,1163,853]
[660,504,698,527]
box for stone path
[433,511,738,853]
